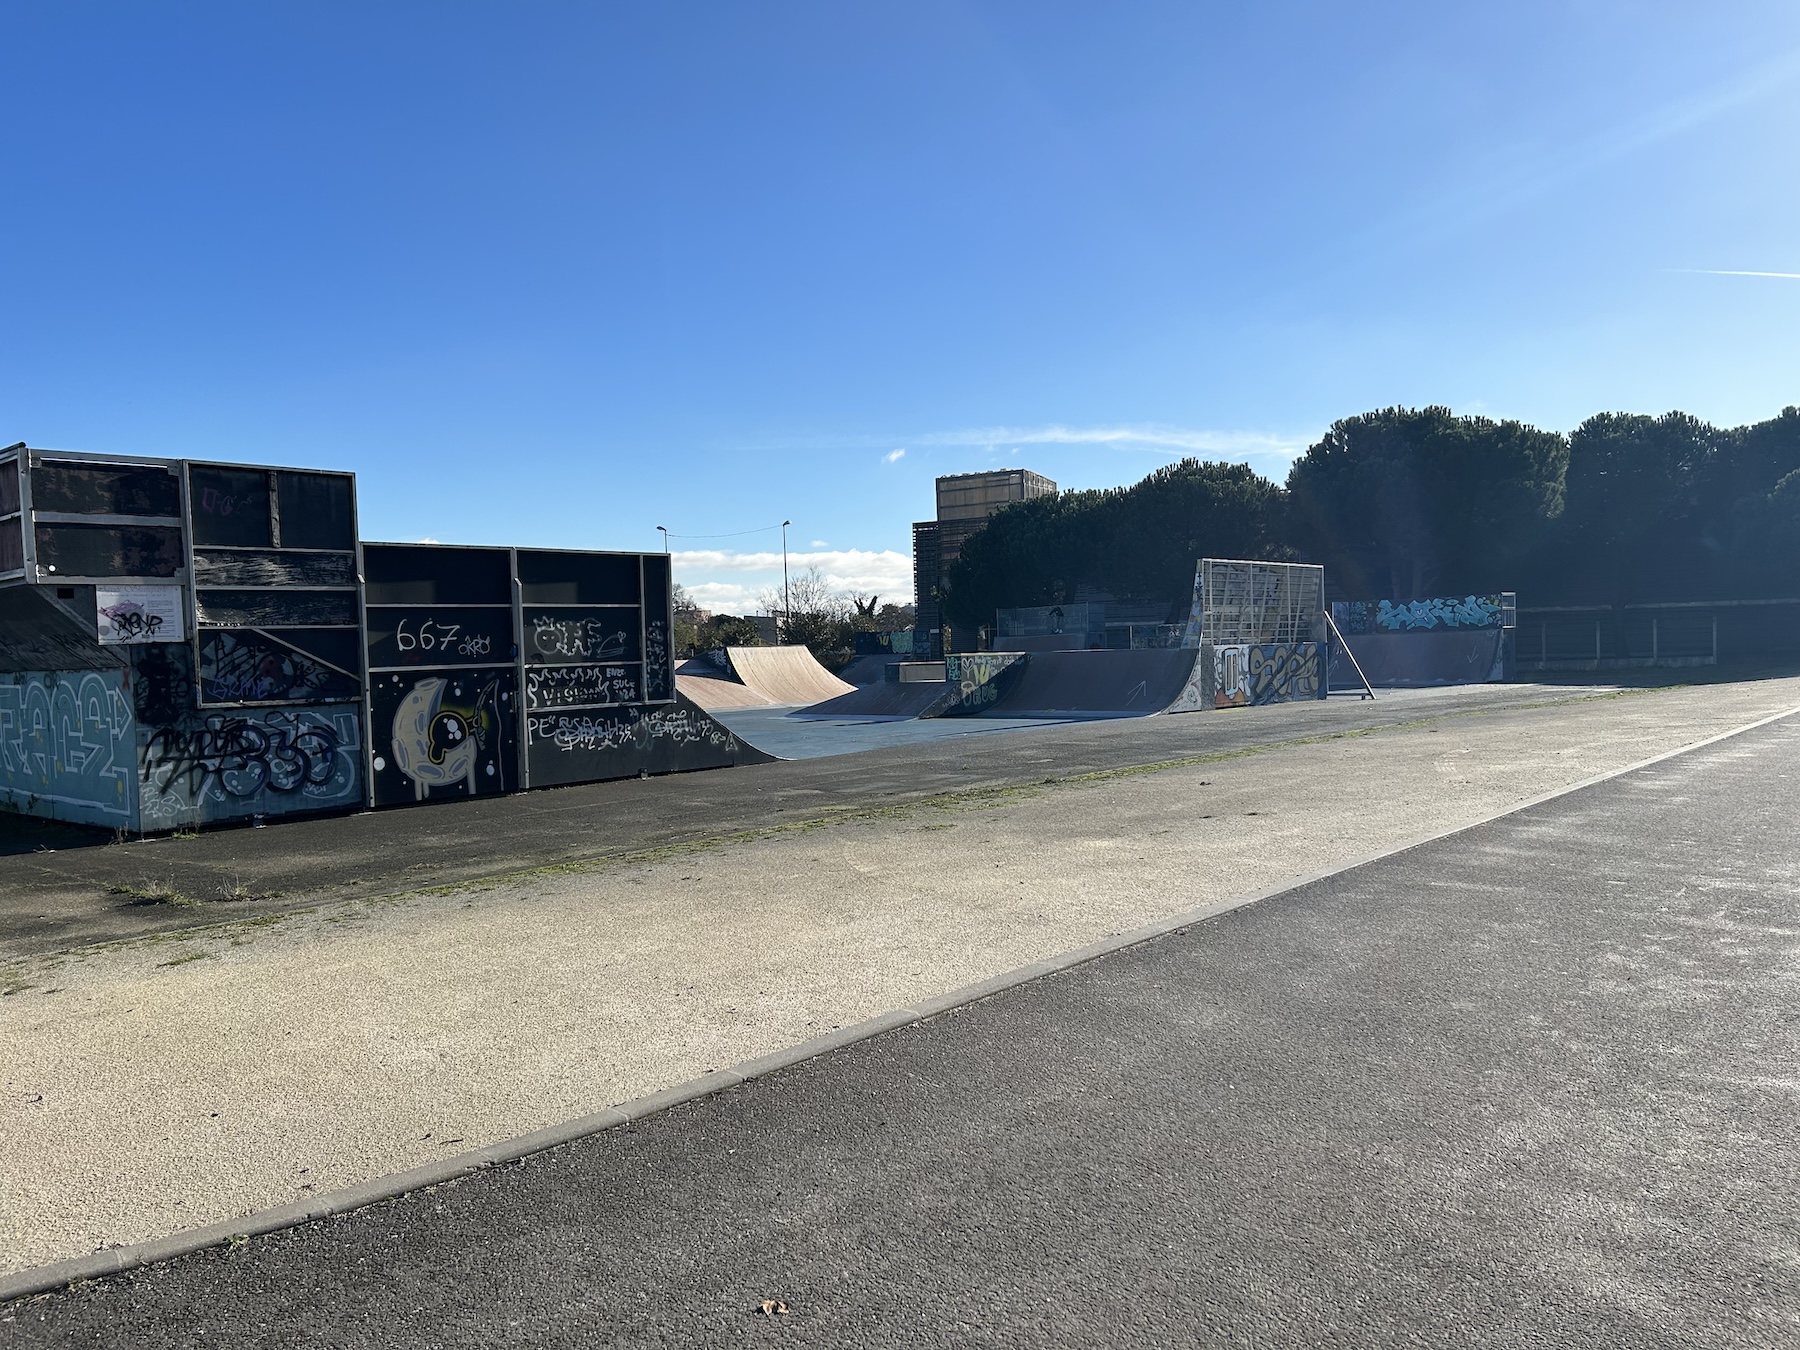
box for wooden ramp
[723,645,856,706]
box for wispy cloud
[1667,268,1800,280]
[921,423,1308,455]
[713,425,1316,466]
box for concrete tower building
[913,468,1055,649]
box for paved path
[5,694,1796,1346]
[2,676,1799,1278]
[0,680,1704,956]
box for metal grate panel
[1187,558,1324,647]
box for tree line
[672,568,914,660]
[942,404,1800,630]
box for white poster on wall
[95,585,184,644]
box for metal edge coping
[4,701,1796,1303]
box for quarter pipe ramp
[722,645,856,705]
[976,649,1202,718]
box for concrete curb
[4,702,1795,1303]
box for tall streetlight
[781,520,792,644]
[655,525,669,553]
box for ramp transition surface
[673,672,779,710]
[800,680,950,719]
[978,648,1201,718]
[724,645,856,706]
[1329,629,1505,688]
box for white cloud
[920,423,1312,463]
[809,539,829,548]
[415,536,441,544]
[1667,268,1800,279]
[672,547,912,614]
[713,425,1316,470]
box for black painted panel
[196,589,357,627]
[35,523,184,578]
[0,519,20,574]
[524,696,772,787]
[129,642,197,723]
[362,544,513,606]
[188,467,272,547]
[642,554,672,700]
[198,628,360,704]
[366,606,517,669]
[31,462,180,517]
[524,662,642,710]
[370,668,518,806]
[192,549,356,588]
[523,608,641,664]
[516,550,641,605]
[0,466,19,517]
[276,627,363,673]
[275,471,355,550]
[0,586,118,671]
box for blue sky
[4,3,1798,612]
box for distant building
[913,469,1056,646]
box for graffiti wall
[136,704,363,830]
[0,668,136,825]
[927,652,1028,717]
[1207,642,1326,708]
[370,668,518,806]
[1333,595,1504,634]
[526,697,772,787]
[197,628,360,704]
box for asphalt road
[4,708,1795,1346]
[0,679,1646,956]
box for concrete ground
[0,678,1775,958]
[6,695,1799,1346]
[1,673,1797,1279]
[710,703,1078,758]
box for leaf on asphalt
[757,1299,791,1316]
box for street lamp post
[656,525,669,553]
[781,520,792,644]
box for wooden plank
[192,549,356,587]
[195,589,357,627]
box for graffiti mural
[96,586,184,645]
[364,607,516,669]
[526,612,640,663]
[0,669,136,825]
[526,698,770,788]
[929,652,1028,717]
[370,669,517,806]
[1334,596,1504,635]
[129,643,196,725]
[525,663,641,711]
[198,629,359,704]
[643,619,672,701]
[136,705,363,829]
[1167,650,1209,714]
[1211,642,1325,708]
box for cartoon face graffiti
[390,676,496,800]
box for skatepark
[674,643,1226,759]
[4,663,1799,1298]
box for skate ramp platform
[834,655,896,687]
[976,648,1201,719]
[674,672,779,710]
[722,645,856,705]
[1330,629,1507,688]
[800,679,950,719]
